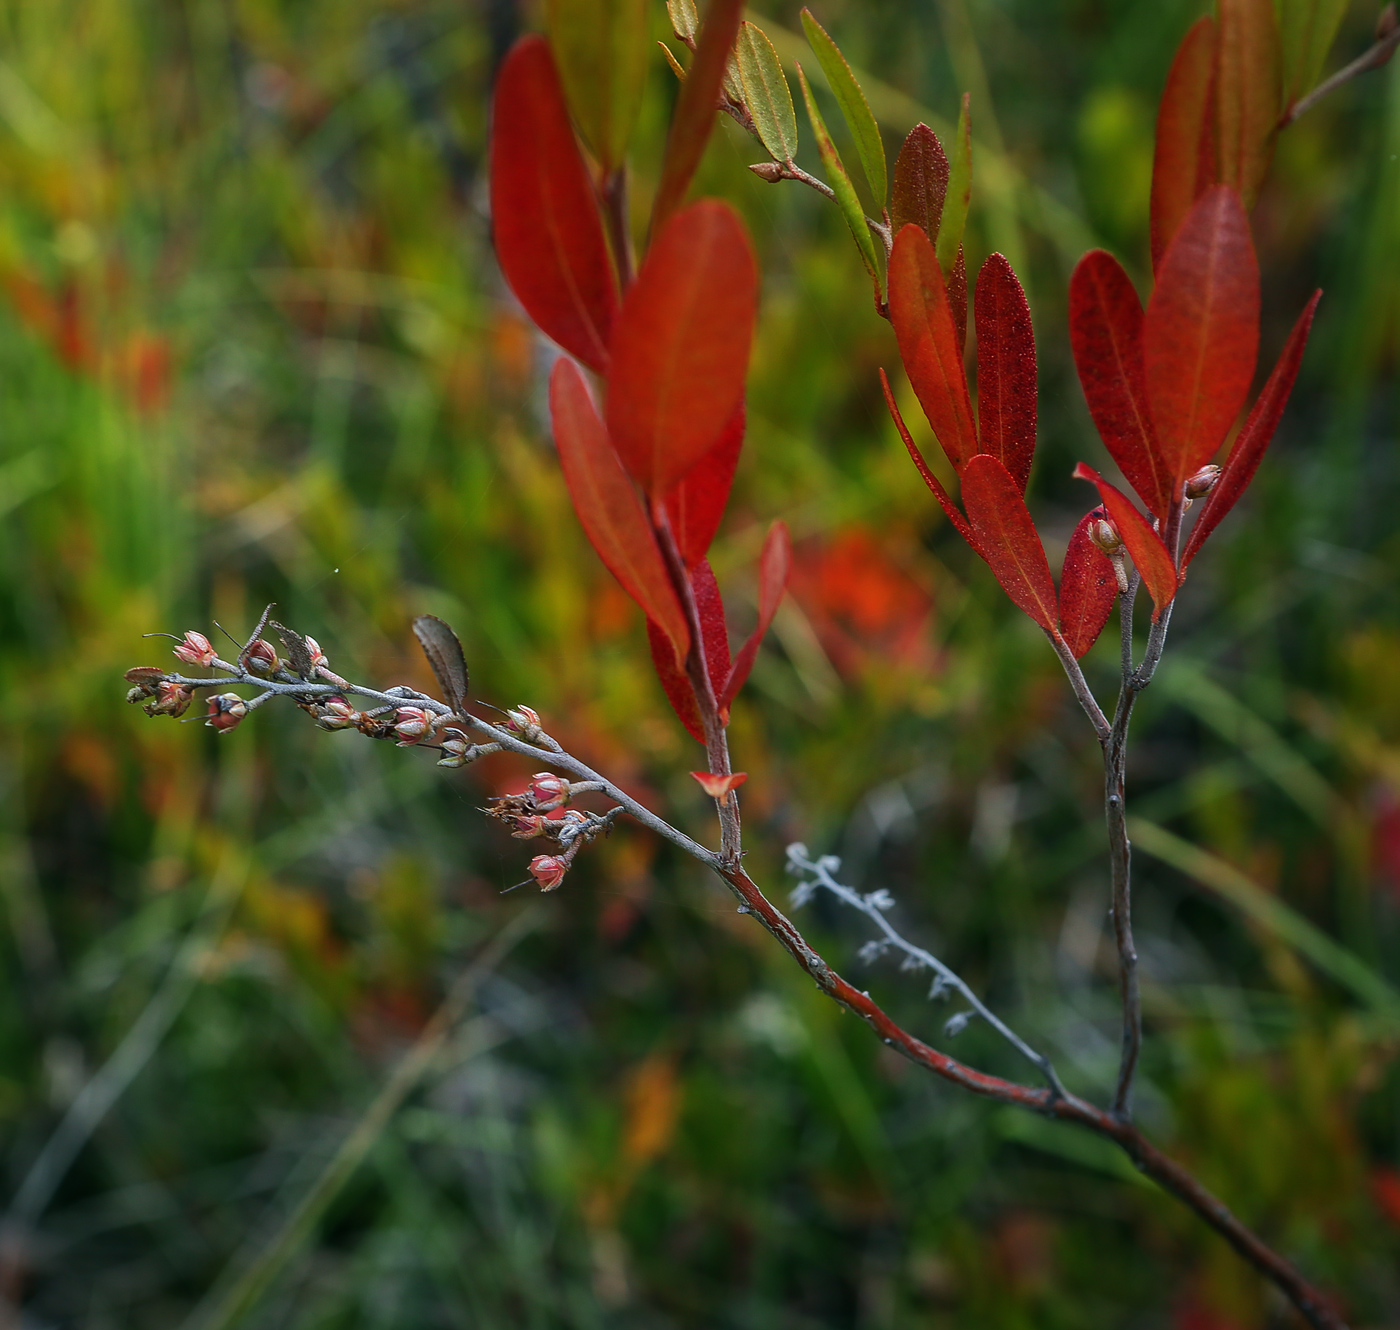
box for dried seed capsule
[205,693,248,732]
[173,631,218,667]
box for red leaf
[960,454,1058,634]
[1069,251,1172,520]
[647,617,704,742]
[664,402,745,567]
[888,224,978,474]
[1059,507,1120,660]
[1073,463,1178,616]
[880,368,981,556]
[690,770,748,799]
[607,200,757,498]
[721,520,791,709]
[1144,185,1259,494]
[890,125,949,249]
[490,37,617,372]
[549,359,689,659]
[1215,0,1281,209]
[691,557,732,700]
[1182,291,1319,568]
[650,0,746,233]
[949,244,968,356]
[974,253,1037,494]
[1151,17,1218,272]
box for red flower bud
[206,693,248,732]
[528,772,571,810]
[303,636,329,669]
[145,679,194,718]
[244,639,280,674]
[173,631,217,667]
[1184,464,1222,500]
[393,706,434,746]
[1088,516,1123,555]
[503,705,542,740]
[315,697,360,731]
[528,854,569,892]
[507,814,550,838]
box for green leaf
[735,21,797,162]
[795,62,880,283]
[799,9,886,206]
[546,0,651,172]
[1276,0,1349,106]
[666,0,698,44]
[935,93,971,276]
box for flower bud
[315,697,360,731]
[173,630,218,667]
[1088,516,1123,555]
[303,636,329,669]
[206,693,248,732]
[507,814,550,839]
[393,705,434,746]
[749,161,784,183]
[528,854,569,892]
[244,639,280,674]
[503,705,542,740]
[1184,464,1222,501]
[528,772,571,811]
[437,736,476,768]
[145,679,194,718]
[690,771,749,800]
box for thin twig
[1279,17,1400,129]
[786,846,1067,1097]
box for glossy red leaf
[550,359,689,659]
[1073,463,1178,616]
[1069,250,1172,520]
[1215,0,1281,209]
[650,0,746,233]
[692,557,732,698]
[721,520,791,710]
[647,617,704,742]
[1059,507,1120,660]
[880,368,981,556]
[607,200,757,498]
[960,454,1059,634]
[1182,291,1319,568]
[665,402,745,567]
[974,253,1037,494]
[490,37,616,372]
[890,124,949,244]
[888,224,978,474]
[1151,17,1218,272]
[1144,185,1259,493]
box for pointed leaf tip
[800,8,886,204]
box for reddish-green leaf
[665,403,745,566]
[721,520,790,709]
[1069,250,1172,520]
[1144,185,1259,494]
[974,253,1037,494]
[1151,17,1218,272]
[936,93,971,277]
[1278,0,1350,108]
[1215,0,1281,208]
[961,454,1058,634]
[880,368,980,555]
[545,0,650,172]
[607,200,757,498]
[550,359,689,659]
[1073,463,1178,616]
[693,557,732,698]
[888,223,978,474]
[490,36,617,372]
[647,617,704,741]
[1183,291,1320,568]
[948,244,968,356]
[651,0,746,234]
[891,124,949,244]
[1058,508,1120,660]
[800,8,887,205]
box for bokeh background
[0,0,1397,1325]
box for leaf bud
[145,680,194,718]
[528,772,571,811]
[205,693,248,732]
[749,161,784,183]
[244,638,280,674]
[1184,464,1222,501]
[393,705,435,746]
[528,854,569,892]
[503,705,542,741]
[173,630,218,667]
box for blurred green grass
[0,0,1397,1325]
